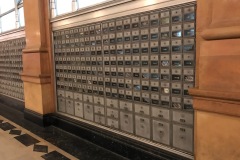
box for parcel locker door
[84,104,94,121]
[120,112,134,134]
[135,115,150,139]
[152,120,170,145]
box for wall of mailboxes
[0,38,25,101]
[53,2,195,154]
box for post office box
[74,92,83,101]
[183,68,194,82]
[95,36,102,46]
[150,68,159,80]
[107,108,119,119]
[118,78,125,88]
[140,15,149,28]
[95,115,106,125]
[116,32,123,43]
[134,103,149,115]
[161,95,170,107]
[171,54,182,67]
[152,107,170,120]
[84,103,94,121]
[110,67,117,77]
[151,93,159,105]
[133,68,140,78]
[120,112,134,133]
[124,55,131,65]
[160,10,170,25]
[125,89,133,100]
[172,96,182,109]
[135,115,150,139]
[98,87,104,96]
[119,89,125,99]
[160,26,170,39]
[93,85,98,95]
[183,23,195,37]
[150,41,159,53]
[103,45,109,55]
[105,87,111,97]
[172,69,182,81]
[183,38,195,52]
[160,54,170,67]
[183,98,193,110]
[116,19,123,30]
[107,118,119,129]
[140,29,149,41]
[118,67,124,77]
[141,80,149,91]
[141,42,149,54]
[152,120,170,145]
[172,25,182,38]
[123,18,131,30]
[109,33,116,44]
[58,97,66,112]
[94,105,105,115]
[172,111,193,125]
[150,12,159,26]
[110,45,116,54]
[57,90,65,97]
[150,27,159,40]
[131,16,139,28]
[132,55,140,66]
[117,55,124,66]
[160,41,170,53]
[104,67,110,76]
[124,43,131,54]
[106,98,118,108]
[141,55,149,66]
[83,94,93,103]
[172,39,182,53]
[183,53,194,67]
[102,22,108,33]
[117,44,123,54]
[184,6,195,21]
[65,91,73,99]
[172,82,182,95]
[142,92,150,104]
[133,91,141,102]
[93,96,104,105]
[160,69,170,81]
[150,55,159,66]
[111,88,118,98]
[66,99,74,115]
[132,30,140,41]
[124,31,131,42]
[109,21,115,32]
[171,8,182,23]
[172,124,193,153]
[150,81,159,92]
[183,83,194,96]
[120,101,133,111]
[125,68,132,78]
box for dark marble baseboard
[50,114,190,160]
[24,109,52,127]
[0,94,25,112]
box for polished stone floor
[0,115,77,160]
[0,104,128,160]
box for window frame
[0,0,25,34]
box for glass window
[56,0,72,15]
[19,7,25,27]
[0,0,15,14]
[1,11,16,32]
[78,0,109,9]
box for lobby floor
[0,104,128,160]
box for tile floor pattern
[0,115,78,160]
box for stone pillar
[21,0,55,126]
[190,0,240,159]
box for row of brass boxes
[54,2,195,154]
[0,38,25,100]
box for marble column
[21,0,55,120]
[190,0,240,159]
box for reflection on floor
[0,104,128,160]
[0,115,77,160]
